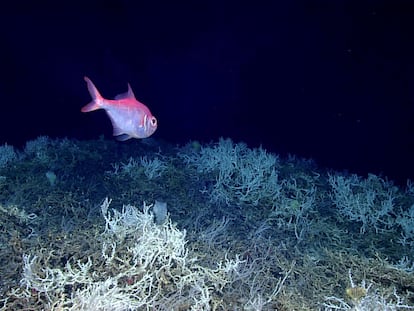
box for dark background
[1,1,414,185]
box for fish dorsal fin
[114,83,136,100]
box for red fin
[81,76,103,112]
[81,101,100,112]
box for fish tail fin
[81,76,104,112]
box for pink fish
[81,76,157,140]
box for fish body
[81,76,157,140]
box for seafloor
[0,136,413,310]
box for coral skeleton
[8,198,243,310]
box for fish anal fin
[115,134,132,141]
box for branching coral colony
[1,137,414,310]
[178,138,282,206]
[323,269,414,310]
[2,199,245,310]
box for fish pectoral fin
[106,113,124,137]
[115,134,132,141]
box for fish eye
[150,117,157,126]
